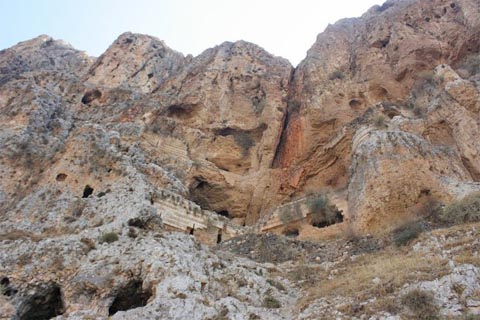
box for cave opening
[55,173,67,182]
[108,280,152,316]
[217,230,222,244]
[81,89,102,105]
[311,210,344,229]
[17,284,64,320]
[217,210,230,218]
[82,185,94,198]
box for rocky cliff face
[1,0,480,318]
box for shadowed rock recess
[1,0,480,318]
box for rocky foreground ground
[1,0,480,318]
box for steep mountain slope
[1,0,480,318]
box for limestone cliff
[1,0,480,318]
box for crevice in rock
[108,280,152,315]
[16,283,64,320]
[272,100,300,168]
[461,156,480,182]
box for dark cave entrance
[82,185,94,198]
[81,89,102,105]
[217,230,222,244]
[217,210,230,218]
[311,210,344,228]
[17,284,64,320]
[108,280,152,316]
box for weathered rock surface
[1,0,480,318]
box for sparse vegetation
[266,279,286,291]
[306,193,341,227]
[440,193,480,224]
[461,55,480,76]
[262,295,281,309]
[417,70,435,84]
[99,232,119,244]
[278,203,302,225]
[401,289,439,320]
[393,221,424,247]
[80,237,96,251]
[289,263,318,283]
[374,115,385,128]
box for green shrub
[262,295,281,309]
[440,193,480,224]
[393,221,424,247]
[401,289,439,320]
[374,115,385,128]
[306,193,339,226]
[99,232,119,244]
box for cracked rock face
[1,0,480,318]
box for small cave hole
[17,284,64,320]
[349,99,362,109]
[420,189,431,196]
[166,104,195,118]
[450,3,456,8]
[147,73,154,79]
[81,89,102,105]
[108,280,152,316]
[217,210,230,218]
[82,185,94,198]
[187,226,195,235]
[0,277,16,297]
[55,173,67,182]
[217,231,222,244]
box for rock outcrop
[1,0,480,318]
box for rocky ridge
[1,0,480,318]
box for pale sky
[0,0,383,65]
